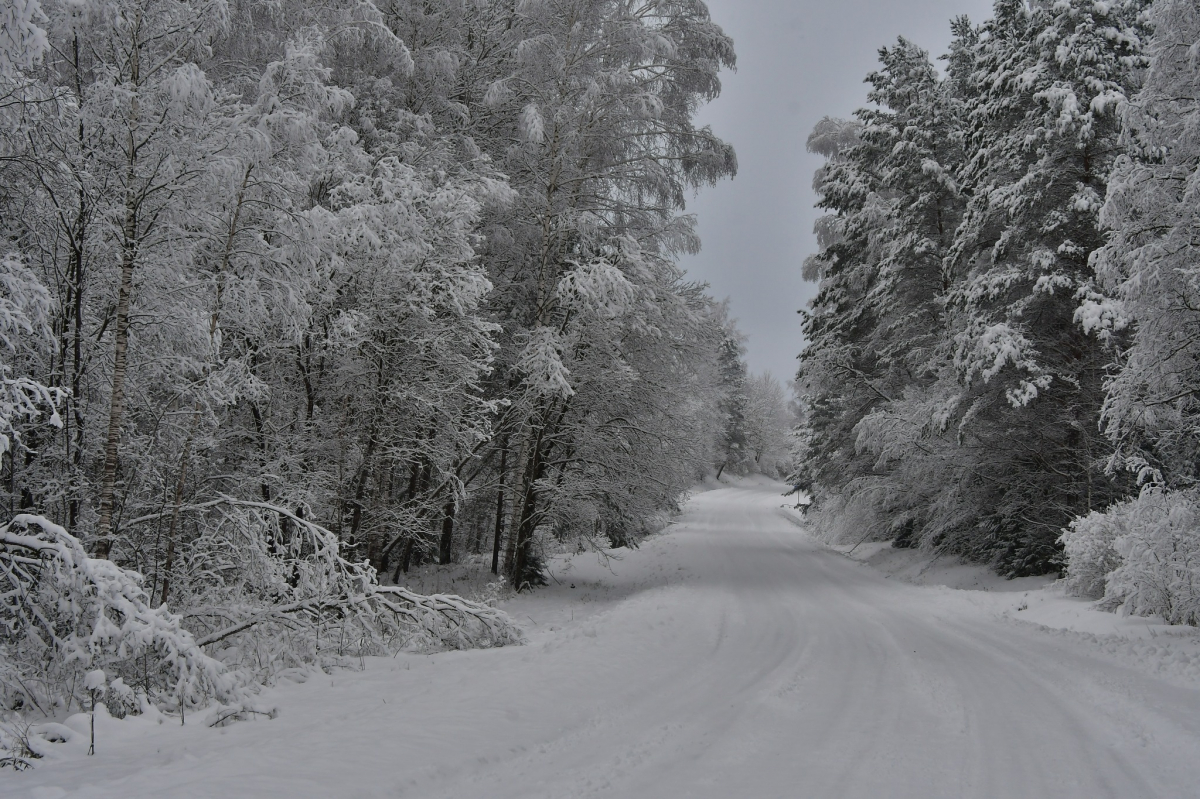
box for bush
[0,515,240,716]
[1060,489,1200,625]
[1060,509,1125,600]
[158,498,523,678]
[1,504,524,721]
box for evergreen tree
[798,1,1149,574]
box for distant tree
[742,372,793,477]
[714,317,749,479]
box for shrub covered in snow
[1061,489,1200,625]
[1060,509,1126,600]
[0,515,240,716]
[1,504,522,722]
[139,498,522,682]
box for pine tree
[937,0,1148,572]
[797,38,966,542]
[798,1,1150,574]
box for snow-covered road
[10,485,1200,798]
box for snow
[787,501,1200,690]
[6,484,1200,798]
[82,672,106,694]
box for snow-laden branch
[141,496,522,671]
[0,515,239,715]
[1,500,523,718]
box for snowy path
[10,485,1200,798]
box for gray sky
[680,0,997,383]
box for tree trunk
[94,35,142,559]
[510,434,547,591]
[64,30,89,533]
[502,433,529,575]
[157,407,200,606]
[348,433,377,543]
[94,203,138,559]
[438,499,456,565]
[68,236,86,531]
[391,538,414,584]
[491,442,508,575]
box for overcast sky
[679,0,998,383]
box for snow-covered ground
[7,484,1200,798]
[790,504,1200,684]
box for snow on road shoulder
[777,500,1200,688]
[0,509,696,797]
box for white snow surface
[7,484,1200,798]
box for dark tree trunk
[510,438,549,591]
[94,207,137,559]
[438,499,456,565]
[491,441,508,575]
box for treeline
[797,0,1200,615]
[0,0,753,712]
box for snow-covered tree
[372,0,737,587]
[0,0,740,713]
[797,38,969,549]
[798,1,1149,574]
[0,0,48,78]
[937,0,1148,571]
[0,254,62,466]
[1057,0,1200,623]
[1087,0,1200,484]
[742,372,793,476]
[712,317,750,478]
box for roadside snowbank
[0,523,686,793]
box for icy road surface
[10,485,1200,798]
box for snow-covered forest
[0,0,814,728]
[9,0,1200,792]
[796,0,1200,623]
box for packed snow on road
[6,484,1200,799]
